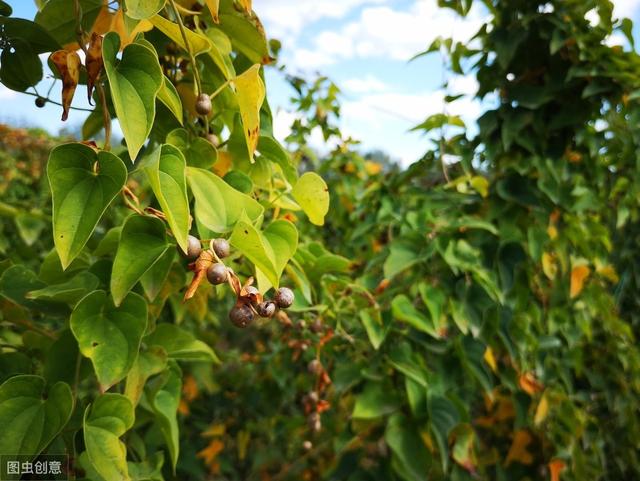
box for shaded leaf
[83,394,134,481]
[111,215,171,306]
[47,143,127,269]
[71,290,147,390]
[0,375,73,458]
[144,324,219,363]
[186,166,263,233]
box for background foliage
[1,0,640,480]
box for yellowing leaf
[202,423,226,438]
[150,14,211,56]
[547,224,558,240]
[452,425,477,473]
[470,175,489,198]
[91,4,113,35]
[505,430,534,466]
[364,160,382,176]
[597,264,619,283]
[238,0,251,12]
[549,459,566,481]
[213,150,232,177]
[542,252,557,280]
[205,0,219,22]
[483,347,497,373]
[534,392,549,425]
[109,8,153,49]
[570,265,590,298]
[291,172,330,226]
[176,82,198,117]
[49,50,81,121]
[234,64,265,160]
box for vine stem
[168,0,203,96]
[22,91,93,112]
[209,78,231,100]
[73,0,112,149]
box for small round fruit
[274,287,295,308]
[307,391,319,404]
[207,263,228,285]
[308,412,321,432]
[303,440,312,451]
[256,300,276,318]
[308,359,322,375]
[229,304,254,328]
[212,238,230,258]
[244,286,259,300]
[310,318,323,333]
[205,133,219,146]
[195,93,212,116]
[35,97,46,108]
[181,235,202,260]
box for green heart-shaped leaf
[0,39,42,92]
[186,166,263,232]
[230,217,297,289]
[124,346,168,406]
[146,362,181,471]
[125,0,166,19]
[27,270,100,304]
[140,248,176,302]
[391,294,438,338]
[83,394,134,481]
[35,0,102,46]
[157,75,183,124]
[71,290,147,390]
[140,145,190,253]
[111,215,170,307]
[48,143,127,269]
[0,375,73,458]
[292,172,330,226]
[167,128,217,168]
[103,31,163,161]
[144,324,219,363]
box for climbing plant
[0,0,329,479]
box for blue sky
[2,1,640,164]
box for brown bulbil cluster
[181,235,295,329]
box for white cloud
[341,75,388,93]
[258,0,387,44]
[281,0,487,70]
[612,0,640,19]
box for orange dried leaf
[519,372,544,395]
[182,374,199,402]
[505,430,534,466]
[570,265,590,298]
[197,439,224,469]
[238,0,252,12]
[50,50,81,121]
[549,458,566,481]
[86,32,104,103]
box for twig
[168,0,203,95]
